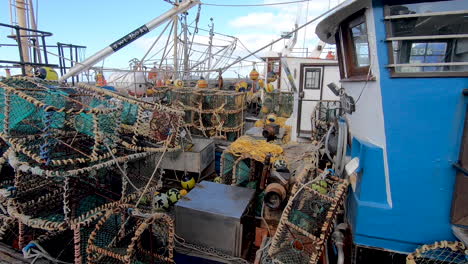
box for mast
[173,0,179,80]
[15,0,31,74]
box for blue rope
[39,105,53,166]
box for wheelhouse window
[337,10,371,79]
[304,68,321,89]
[385,0,468,76]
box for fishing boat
[0,0,466,263]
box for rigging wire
[202,0,312,7]
[219,1,347,72]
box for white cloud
[229,12,297,32]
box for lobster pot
[170,87,246,141]
[170,88,195,125]
[87,205,175,264]
[121,102,139,126]
[262,91,293,118]
[10,166,121,232]
[268,167,349,264]
[76,83,184,154]
[0,78,68,135]
[310,101,342,142]
[0,78,122,168]
[220,152,237,185]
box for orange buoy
[197,77,208,88]
[96,73,107,87]
[326,51,335,60]
[249,68,259,81]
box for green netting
[262,91,293,118]
[74,98,120,137]
[221,152,236,184]
[235,159,250,185]
[121,102,138,125]
[0,80,67,133]
[0,92,35,131]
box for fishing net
[268,167,348,264]
[227,136,283,163]
[261,91,294,118]
[170,87,246,141]
[87,204,174,264]
[310,101,341,142]
[406,241,467,264]
[220,136,284,185]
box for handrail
[0,22,53,37]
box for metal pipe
[332,223,347,264]
[16,0,30,71]
[173,0,179,79]
[59,0,199,82]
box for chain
[162,0,175,5]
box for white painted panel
[322,66,341,100]
[300,101,319,131]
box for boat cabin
[316,0,468,253]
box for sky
[0,0,340,78]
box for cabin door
[297,65,324,137]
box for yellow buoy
[181,175,196,190]
[249,69,259,81]
[258,79,265,88]
[265,83,275,93]
[266,113,277,124]
[146,88,155,96]
[174,79,184,88]
[235,81,248,92]
[165,79,173,86]
[267,71,277,83]
[197,77,208,88]
[213,177,223,183]
[37,67,58,81]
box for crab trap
[0,77,123,167]
[86,204,175,264]
[268,167,348,264]
[261,91,293,118]
[170,87,246,141]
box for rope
[22,241,73,264]
[104,143,140,192]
